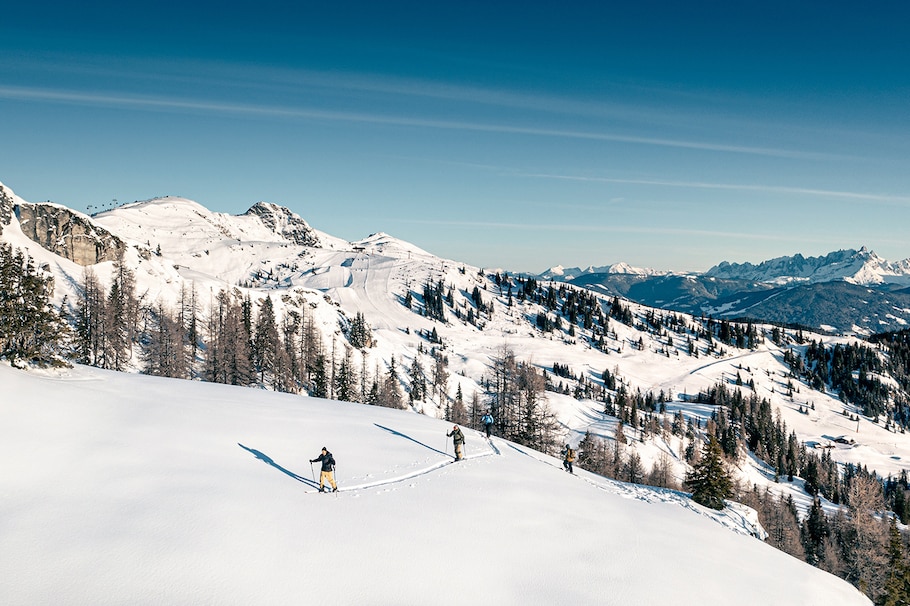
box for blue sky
[1,1,908,272]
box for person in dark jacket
[563,444,575,474]
[310,447,338,492]
[447,425,465,460]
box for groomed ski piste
[1,362,870,605]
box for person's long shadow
[238,443,319,488]
[374,424,449,457]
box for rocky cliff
[244,202,320,247]
[15,202,125,266]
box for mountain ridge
[540,246,910,288]
[537,247,910,334]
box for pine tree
[253,296,281,386]
[880,517,910,606]
[449,387,467,424]
[685,434,733,510]
[407,357,426,404]
[348,311,372,349]
[310,353,328,398]
[334,347,359,402]
[378,356,404,408]
[0,243,66,365]
[625,450,644,484]
[801,498,830,566]
[452,383,464,417]
[102,273,129,370]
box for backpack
[566,448,575,462]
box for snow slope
[0,362,869,605]
[3,179,910,520]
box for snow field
[0,362,870,605]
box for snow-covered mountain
[540,247,910,288]
[705,246,910,287]
[0,362,871,605]
[535,247,910,334]
[0,176,904,602]
[538,261,669,281]
[3,177,909,478]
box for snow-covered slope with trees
[4,178,910,478]
[0,362,870,605]
[2,177,910,602]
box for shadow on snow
[374,423,450,457]
[238,443,319,488]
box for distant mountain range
[704,247,910,287]
[538,262,669,281]
[538,247,910,335]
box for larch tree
[143,301,187,379]
[75,267,106,366]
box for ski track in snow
[306,449,497,494]
[246,433,502,495]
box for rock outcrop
[15,202,125,266]
[244,202,320,247]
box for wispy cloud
[0,84,831,159]
[0,54,757,131]
[520,173,910,205]
[400,218,798,241]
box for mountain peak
[704,247,910,286]
[537,262,666,281]
[243,202,320,247]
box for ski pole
[310,461,316,483]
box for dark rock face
[244,202,320,247]
[14,202,125,266]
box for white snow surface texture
[1,362,869,605]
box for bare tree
[844,474,888,598]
